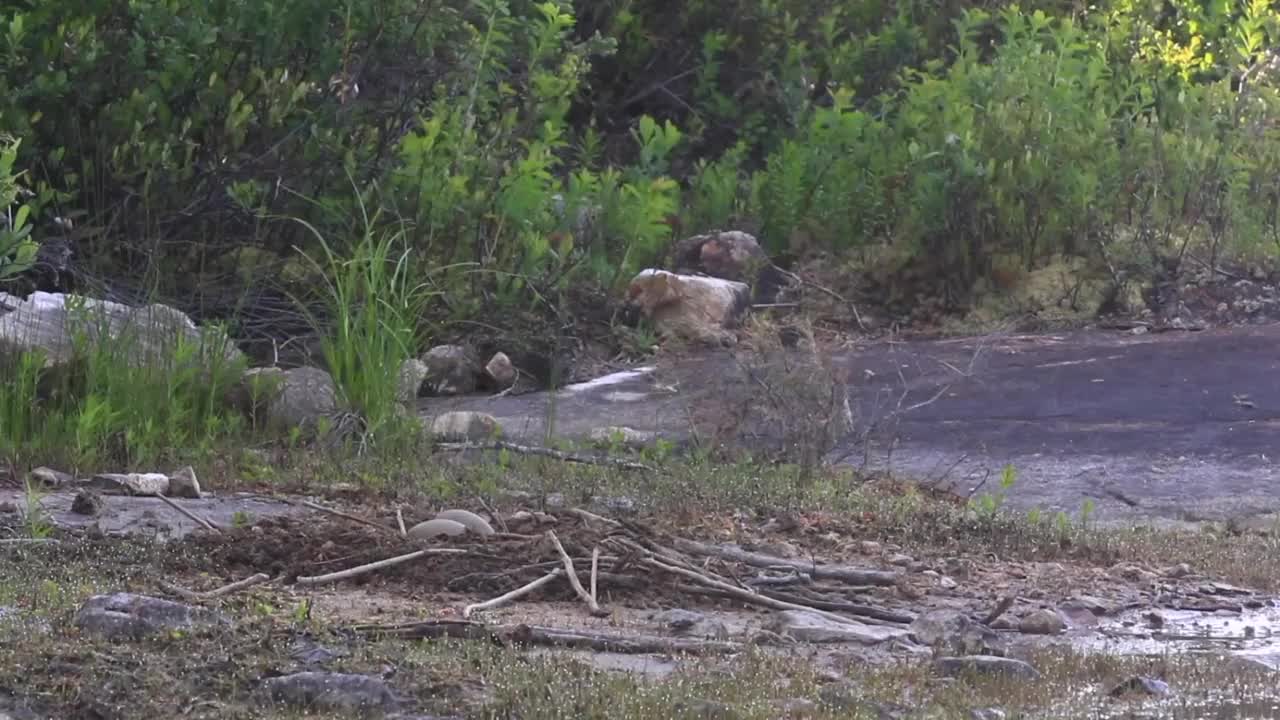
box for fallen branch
[0,538,59,545]
[756,588,915,625]
[590,547,600,606]
[155,494,219,532]
[464,569,564,619]
[436,440,653,472]
[296,548,466,586]
[160,573,272,602]
[352,620,743,655]
[300,500,400,535]
[671,538,899,587]
[547,531,608,617]
[395,507,407,538]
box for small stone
[0,501,16,514]
[933,656,1040,681]
[27,467,73,488]
[430,411,500,442]
[1144,611,1165,628]
[259,672,399,713]
[71,490,104,516]
[289,637,343,667]
[85,472,169,496]
[397,359,430,403]
[970,709,1007,720]
[166,466,202,499]
[654,609,705,631]
[422,345,480,396]
[939,576,958,590]
[859,541,882,555]
[1163,563,1192,579]
[887,553,914,567]
[484,352,517,389]
[1108,676,1170,698]
[1018,609,1066,635]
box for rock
[1108,676,1170,698]
[397,359,430,403]
[626,269,750,345]
[259,672,399,713]
[235,366,338,433]
[1018,609,1066,635]
[86,473,169,496]
[910,609,1005,656]
[970,709,1007,720]
[766,610,913,645]
[27,467,72,488]
[886,553,914,566]
[673,231,768,283]
[70,490,104,516]
[407,518,469,540]
[485,352,517,389]
[166,466,201,499]
[859,541,882,554]
[1163,562,1192,579]
[0,291,243,371]
[589,426,657,448]
[421,345,480,396]
[430,411,500,442]
[74,593,230,640]
[933,656,1040,681]
[433,509,495,536]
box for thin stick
[296,548,466,586]
[464,569,563,619]
[0,538,59,545]
[155,494,218,532]
[547,531,608,617]
[436,440,653,472]
[301,500,399,535]
[590,547,600,606]
[567,507,621,528]
[644,557,875,628]
[395,507,407,538]
[160,573,272,602]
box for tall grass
[0,296,248,470]
[289,201,436,452]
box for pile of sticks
[165,502,918,653]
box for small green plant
[21,478,53,539]
[971,463,1018,524]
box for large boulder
[0,291,242,370]
[626,269,751,345]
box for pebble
[887,553,914,567]
[859,541,882,555]
[939,576,958,590]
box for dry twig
[296,549,466,586]
[156,494,219,532]
[464,569,564,619]
[547,531,608,617]
[300,500,400,535]
[161,573,272,602]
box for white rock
[485,352,517,388]
[430,411,500,442]
[86,473,170,496]
[626,269,750,345]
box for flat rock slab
[75,593,231,640]
[428,324,1280,525]
[0,489,299,539]
[933,655,1041,681]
